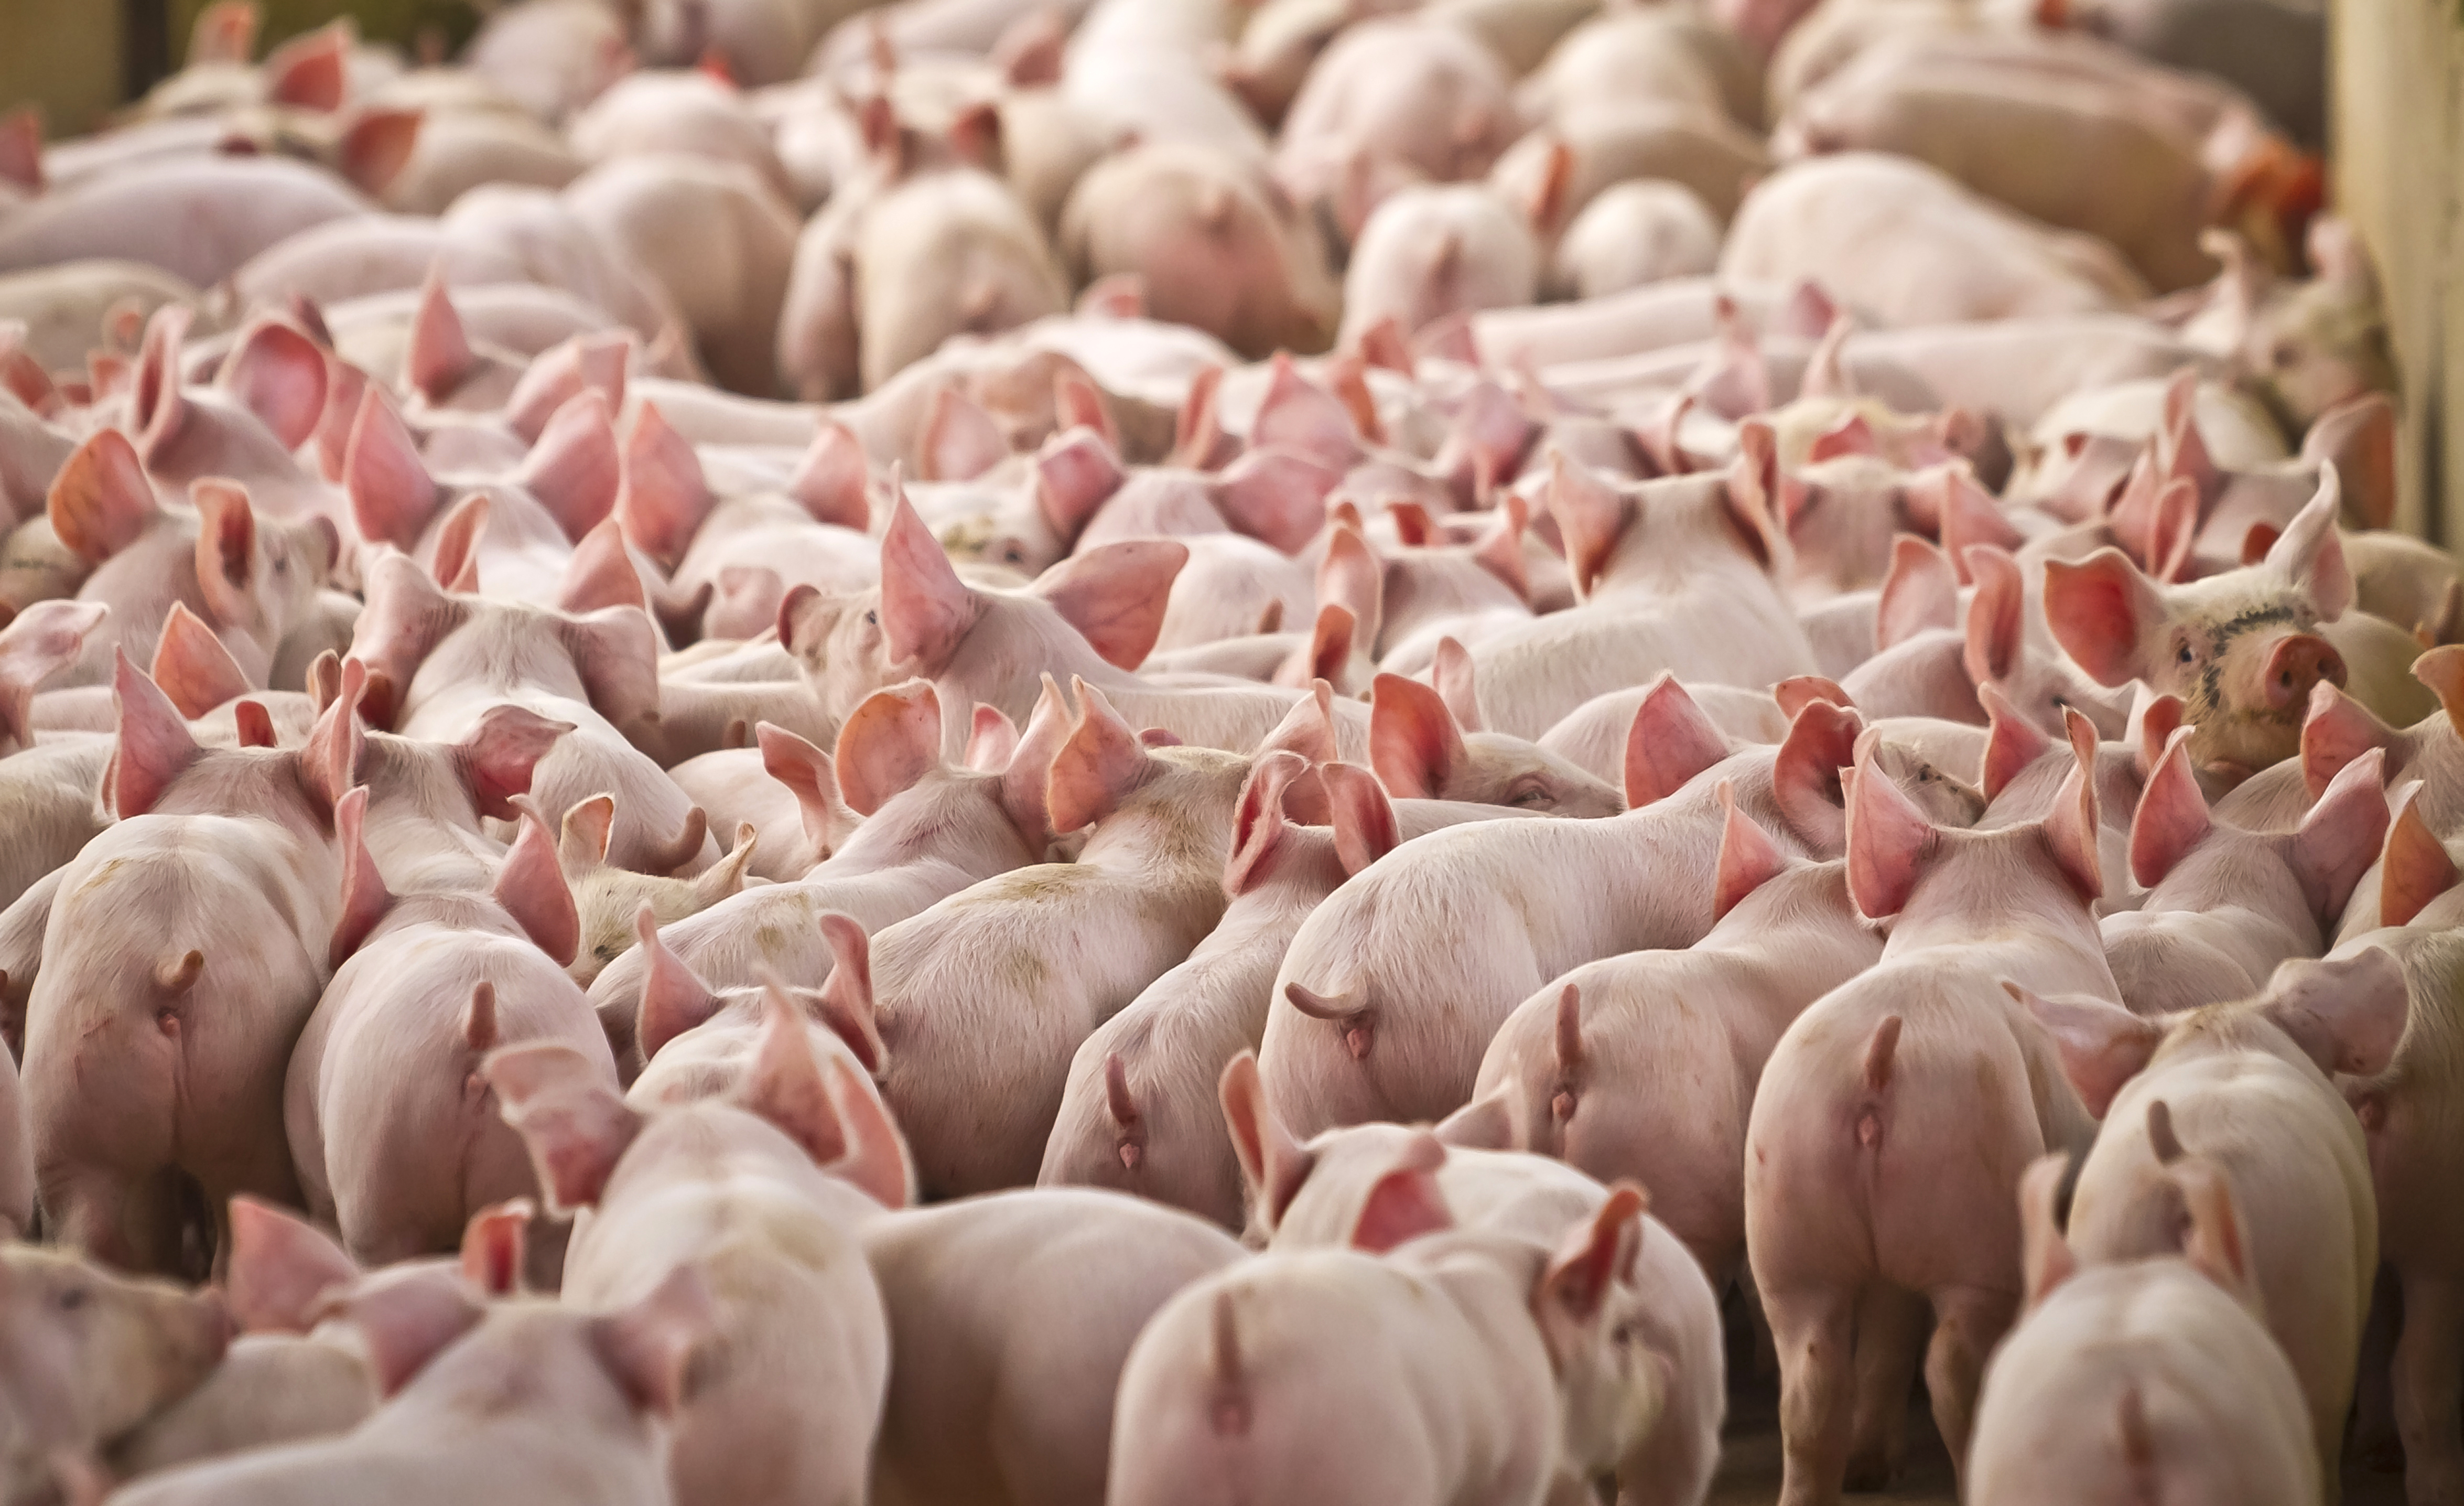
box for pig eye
[2271,341,2300,370]
[1508,782,1551,807]
[55,1287,88,1313]
[2176,642,2196,665]
[864,610,879,628]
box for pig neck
[810,777,1033,885]
[2140,830,2319,946]
[408,626,596,720]
[354,891,528,953]
[1887,834,2110,987]
[1077,750,1249,881]
[1199,833,1350,962]
[1590,491,1778,606]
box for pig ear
[2417,646,2464,742]
[407,274,474,404]
[1046,678,1150,833]
[917,385,1006,482]
[457,705,570,822]
[2380,787,2460,928]
[329,786,394,968]
[1031,541,1187,671]
[2042,708,2106,904]
[326,1274,488,1399]
[1433,1088,1515,1150]
[1215,449,1341,556]
[1722,422,1788,572]
[1846,746,1936,919]
[1052,367,1117,448]
[1274,605,1356,691]
[263,21,348,110]
[112,649,202,819]
[47,429,157,563]
[1251,353,1360,471]
[345,388,441,552]
[590,1264,716,1419]
[558,518,646,617]
[1960,545,2026,689]
[1315,522,1385,649]
[1536,1184,1647,1362]
[1257,678,1336,765]
[218,318,327,449]
[1621,674,1728,808]
[1032,426,1125,543]
[190,479,262,629]
[0,601,106,747]
[1978,683,2052,801]
[1875,535,1957,651]
[1772,698,1862,857]
[1931,466,2026,564]
[813,911,888,1073]
[1369,673,1464,800]
[2128,727,2211,888]
[506,333,631,447]
[225,1195,360,1333]
[131,305,193,454]
[825,1053,914,1209]
[2291,748,2389,923]
[615,403,716,568]
[740,977,850,1167]
[834,679,943,816]
[1470,493,1530,600]
[1226,751,1307,897]
[1548,451,1628,600]
[755,723,858,858]
[1347,1134,1453,1254]
[2302,679,2398,800]
[2006,980,2162,1118]
[1431,638,1484,733]
[1219,1051,1315,1232]
[496,810,580,967]
[2170,1155,2263,1308]
[2253,950,2410,1079]
[1714,779,1789,921]
[523,392,622,544]
[459,1198,533,1298]
[2262,467,2354,621]
[959,706,1018,774]
[485,1041,642,1213]
[880,491,982,677]
[634,906,723,1063]
[2041,549,2167,688]
[150,602,251,718]
[1322,761,1401,876]
[2016,1155,2076,1311]
[556,794,616,874]
[337,107,422,196]
[788,422,872,531]
[557,607,661,729]
[999,676,1073,844]
[429,493,488,595]
[2301,394,2397,531]
[188,1,260,65]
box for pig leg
[1842,1285,1927,1489]
[1765,1283,1857,1506]
[2393,1273,2464,1506]
[1920,1283,2016,1496]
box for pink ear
[2042,550,2168,687]
[1846,749,1936,919]
[1932,466,2026,565]
[1548,451,1628,599]
[2144,478,2200,584]
[263,21,347,110]
[1773,699,1863,855]
[1045,679,1149,832]
[524,392,621,544]
[1539,1183,1647,1327]
[300,655,366,811]
[2380,788,2459,928]
[1960,544,2025,687]
[225,1195,360,1333]
[330,1274,486,1399]
[2301,394,2397,531]
[2129,728,2211,887]
[1714,780,1789,921]
[1369,673,1463,800]
[558,518,647,616]
[2008,981,2162,1118]
[0,601,106,748]
[1214,448,1341,556]
[2254,949,2409,1078]
[0,106,41,195]
[825,1056,914,1208]
[1277,604,1357,690]
[834,679,943,815]
[1170,363,1227,469]
[497,811,580,967]
[2291,748,2388,923]
[1249,353,1361,471]
[2017,1154,2076,1310]
[1322,761,1400,875]
[506,334,631,446]
[190,480,261,628]
[556,795,615,872]
[742,978,850,1167]
[147,603,248,718]
[1469,492,1530,600]
[1257,679,1337,765]
[407,273,474,404]
[615,404,715,568]
[328,785,393,968]
[966,704,1019,771]
[879,492,981,677]
[1428,639,1485,733]
[1031,540,1187,671]
[2263,468,2354,620]
[1315,523,1385,648]
[1226,751,1307,896]
[1810,412,1878,463]
[48,429,157,563]
[558,608,661,729]
[1032,426,1125,543]
[1622,674,1728,808]
[999,676,1074,845]
[132,304,193,455]
[337,107,423,195]
[590,1266,716,1422]
[1348,1135,1454,1254]
[634,907,723,1063]
[1979,683,2051,801]
[2044,709,2106,903]
[457,705,570,821]
[112,650,202,819]
[2300,680,2398,800]
[1218,1051,1316,1229]
[916,385,1007,482]
[1875,535,1957,650]
[790,422,873,531]
[218,318,327,448]
[346,389,441,552]
[459,1198,532,1297]
[1052,367,1116,445]
[485,1042,642,1213]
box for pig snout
[2259,632,2348,711]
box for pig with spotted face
[2045,466,2434,773]
[2022,950,2405,1489]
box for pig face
[0,1246,230,1486]
[1369,670,1623,816]
[2045,470,2353,772]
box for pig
[108,1267,716,1506]
[539,793,761,986]
[816,677,1334,1193]
[1272,18,1521,242]
[2023,949,2406,1486]
[1745,716,2112,1503]
[490,992,901,1506]
[0,157,370,291]
[2043,466,2434,772]
[1337,182,1544,351]
[1550,181,1724,301]
[1109,1168,1661,1506]
[1964,1153,2320,1505]
[1057,143,1341,360]
[0,1246,230,1501]
[863,1188,1246,1506]
[1366,670,1624,815]
[0,260,196,373]
[567,71,795,200]
[381,110,586,218]
[2100,730,2385,1013]
[1474,780,1886,1280]
[1260,684,1868,1137]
